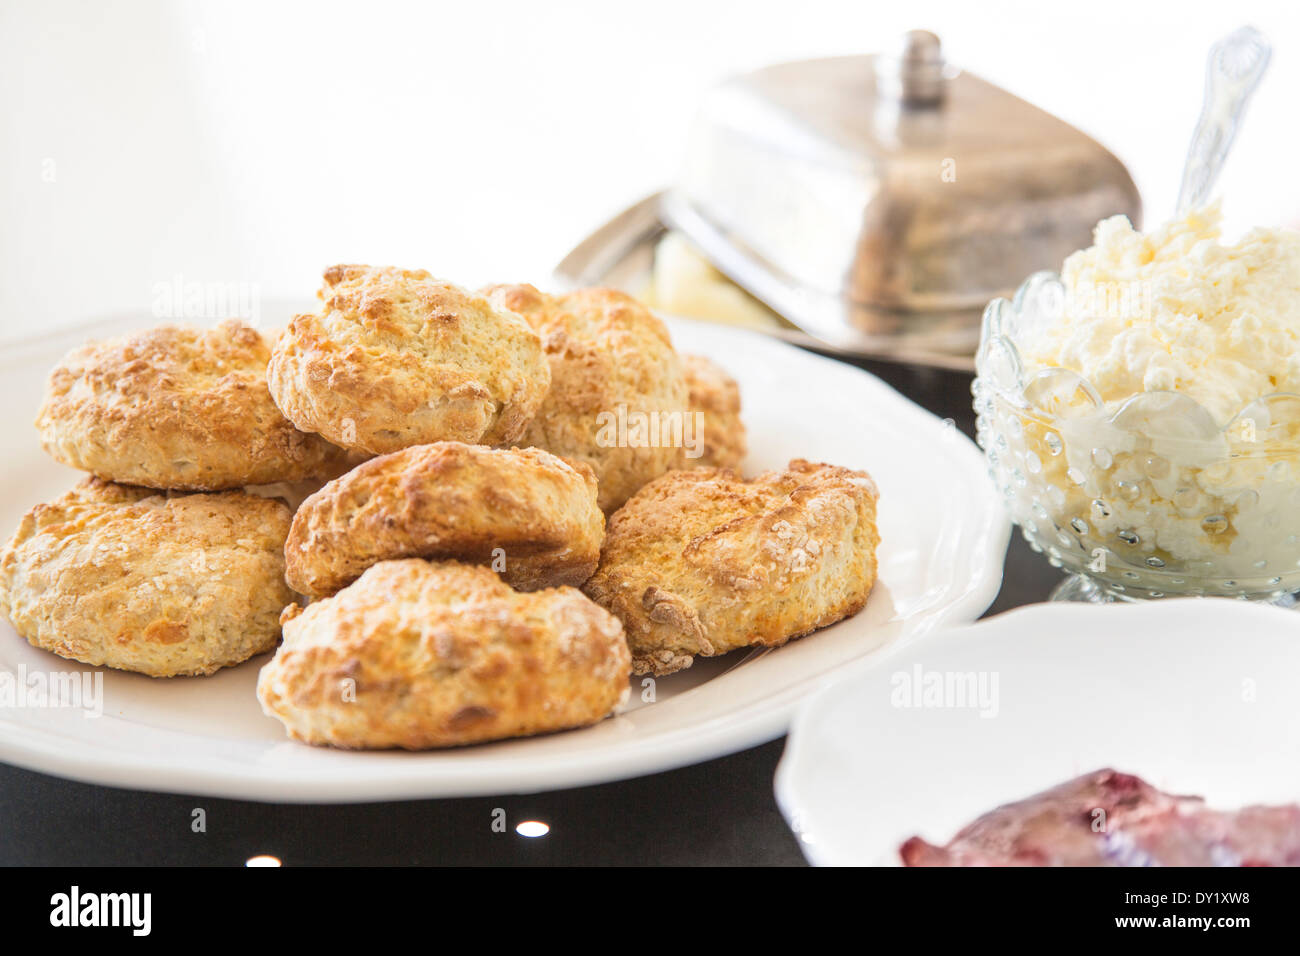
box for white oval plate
[775,599,1300,866]
[0,309,1007,802]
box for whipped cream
[979,205,1300,596]
[1020,204,1300,425]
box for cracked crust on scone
[284,441,604,598]
[258,559,631,749]
[268,266,550,455]
[583,460,879,675]
[679,353,746,471]
[0,478,294,677]
[482,284,688,514]
[36,320,349,490]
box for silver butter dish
[561,31,1142,369]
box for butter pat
[643,232,783,332]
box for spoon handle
[1176,26,1271,216]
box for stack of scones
[0,265,879,749]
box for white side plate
[0,310,1007,802]
[776,599,1300,866]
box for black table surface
[0,358,1059,867]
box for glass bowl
[973,271,1300,603]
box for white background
[2,0,1298,337]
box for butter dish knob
[876,29,947,108]
[1175,25,1271,215]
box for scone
[583,460,880,675]
[268,265,550,455]
[483,284,688,513]
[0,478,294,677]
[36,320,348,490]
[679,353,747,470]
[258,559,631,749]
[284,441,604,597]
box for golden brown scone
[679,353,747,471]
[284,441,604,598]
[483,284,688,514]
[268,266,549,455]
[257,559,631,749]
[583,460,880,676]
[36,321,349,490]
[0,478,294,677]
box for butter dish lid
[663,30,1142,357]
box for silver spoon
[1176,25,1271,215]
